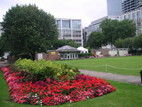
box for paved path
[79,69,142,85]
[0,62,141,85]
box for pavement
[0,61,141,85]
[80,69,142,85]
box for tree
[114,38,124,48]
[52,39,79,49]
[133,34,142,49]
[1,4,58,60]
[99,18,136,45]
[122,37,133,49]
[85,32,105,49]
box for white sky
[0,0,107,27]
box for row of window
[56,20,81,29]
[73,35,81,37]
[74,40,81,42]
[120,11,141,21]
[62,35,82,38]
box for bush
[13,58,81,82]
[79,53,94,58]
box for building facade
[118,7,142,35]
[107,0,122,16]
[83,16,118,44]
[56,18,83,46]
[122,0,142,13]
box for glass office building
[118,7,142,35]
[107,0,122,16]
[56,18,83,46]
[122,0,142,13]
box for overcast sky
[0,0,107,27]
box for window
[132,13,136,21]
[58,30,61,37]
[138,27,141,31]
[128,14,131,20]
[137,11,141,20]
[137,22,141,26]
[62,20,71,28]
[62,30,71,34]
[46,53,49,58]
[56,20,61,28]
[124,15,127,19]
[72,20,81,29]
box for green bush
[13,58,81,82]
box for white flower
[87,96,89,98]
[70,100,72,103]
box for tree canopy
[133,34,142,49]
[85,32,105,49]
[52,39,79,49]
[114,38,124,48]
[99,18,136,45]
[1,4,58,60]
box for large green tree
[85,32,105,49]
[99,18,136,45]
[122,37,133,49]
[1,4,58,60]
[114,38,124,48]
[133,34,142,49]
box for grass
[53,56,142,76]
[0,70,142,107]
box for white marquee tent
[77,47,88,53]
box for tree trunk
[31,53,35,61]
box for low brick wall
[35,51,61,61]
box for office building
[122,0,142,13]
[118,7,142,35]
[56,18,83,46]
[107,0,122,16]
[83,16,118,44]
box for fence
[57,61,141,72]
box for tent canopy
[77,47,88,53]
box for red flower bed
[1,66,116,106]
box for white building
[56,18,83,46]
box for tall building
[56,18,83,46]
[83,16,118,44]
[118,7,142,35]
[107,0,122,16]
[122,0,142,13]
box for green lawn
[0,70,142,107]
[53,56,142,76]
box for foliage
[114,38,124,48]
[13,58,80,81]
[1,4,58,60]
[133,34,142,49]
[1,69,142,107]
[52,38,79,49]
[85,32,105,48]
[79,53,94,58]
[1,66,116,106]
[122,37,133,49]
[0,34,7,57]
[99,19,136,45]
[87,47,92,53]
